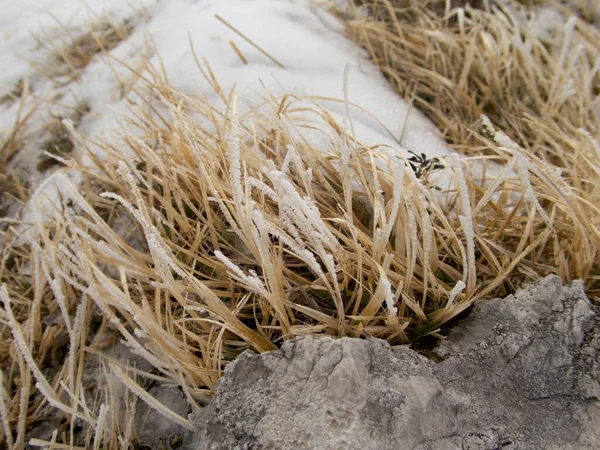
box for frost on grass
[1,0,599,448]
[2,64,595,444]
[339,0,599,296]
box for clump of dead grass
[2,49,598,445]
[336,0,600,298]
[36,103,90,172]
[0,82,35,175]
[1,1,599,447]
[0,82,40,225]
[32,16,134,82]
[0,80,25,106]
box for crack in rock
[181,276,599,450]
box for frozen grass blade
[1,2,599,448]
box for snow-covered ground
[0,0,450,222]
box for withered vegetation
[0,1,599,448]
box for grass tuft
[32,16,135,82]
[0,80,25,106]
[37,103,90,172]
[334,0,600,298]
[0,1,599,447]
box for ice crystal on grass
[0,369,14,449]
[2,2,599,445]
[214,250,268,297]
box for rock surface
[135,385,191,449]
[183,276,599,450]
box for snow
[0,0,451,224]
[0,0,152,90]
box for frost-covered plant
[1,1,599,448]
[1,66,590,445]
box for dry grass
[0,0,599,448]
[32,17,134,82]
[0,82,40,228]
[555,0,600,25]
[0,84,34,176]
[0,80,25,106]
[36,103,90,172]
[335,0,600,297]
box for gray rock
[182,275,599,450]
[135,384,191,449]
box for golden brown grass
[335,0,600,297]
[32,16,134,82]
[36,103,90,172]
[0,0,599,448]
[0,80,25,106]
[0,82,39,227]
